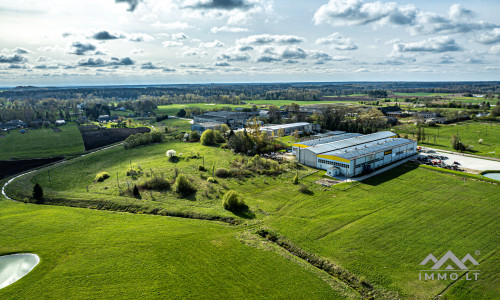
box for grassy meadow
[0,198,346,299]
[4,115,499,299]
[0,123,85,160]
[392,121,500,158]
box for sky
[0,0,499,86]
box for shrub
[201,129,217,146]
[133,185,141,199]
[198,164,206,171]
[189,130,201,141]
[166,150,176,157]
[123,132,164,149]
[174,174,196,196]
[139,176,170,190]
[95,172,111,182]
[215,168,231,178]
[478,139,484,144]
[298,183,311,194]
[292,174,299,184]
[126,164,142,178]
[33,183,44,204]
[222,190,247,212]
[214,130,226,143]
[207,177,217,183]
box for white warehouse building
[295,131,417,177]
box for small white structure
[55,119,66,125]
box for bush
[95,172,111,182]
[214,130,226,143]
[166,150,176,157]
[133,185,141,199]
[298,183,312,194]
[33,183,44,204]
[222,190,247,212]
[198,164,206,171]
[139,176,170,190]
[174,174,196,196]
[207,177,217,183]
[123,132,164,149]
[189,130,201,141]
[292,174,299,184]
[478,139,484,144]
[201,129,217,146]
[215,168,231,178]
[127,164,143,178]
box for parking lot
[419,148,500,172]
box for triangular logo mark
[445,265,454,270]
[461,254,479,266]
[420,254,438,265]
[431,251,468,270]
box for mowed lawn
[0,123,85,160]
[0,199,342,299]
[393,121,500,158]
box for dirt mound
[79,127,151,150]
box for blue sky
[0,0,499,86]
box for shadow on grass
[362,162,419,186]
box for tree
[451,135,468,152]
[292,174,299,185]
[200,129,217,146]
[277,128,285,138]
[133,185,141,199]
[33,183,44,204]
[177,108,186,118]
[222,190,247,212]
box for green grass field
[4,123,499,299]
[392,121,500,158]
[0,123,85,160]
[0,198,347,299]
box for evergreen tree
[33,183,44,204]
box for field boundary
[256,228,399,300]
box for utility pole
[117,171,120,188]
[48,169,52,186]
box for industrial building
[292,132,359,154]
[295,131,417,177]
[191,122,224,133]
[260,122,321,136]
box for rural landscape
[1,0,499,299]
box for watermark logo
[419,250,480,281]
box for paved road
[420,150,500,171]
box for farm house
[295,131,417,177]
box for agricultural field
[0,123,85,160]
[4,121,499,298]
[155,100,351,116]
[392,121,500,158]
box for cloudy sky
[1,0,499,86]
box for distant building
[260,122,320,136]
[98,115,119,123]
[0,120,27,130]
[378,106,402,115]
[191,122,225,133]
[55,119,66,126]
[193,111,253,127]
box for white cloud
[315,33,358,50]
[477,28,500,45]
[393,36,462,53]
[199,40,225,48]
[210,26,249,33]
[162,41,183,47]
[489,45,500,55]
[172,33,189,41]
[129,33,155,42]
[237,34,305,45]
[151,21,192,30]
